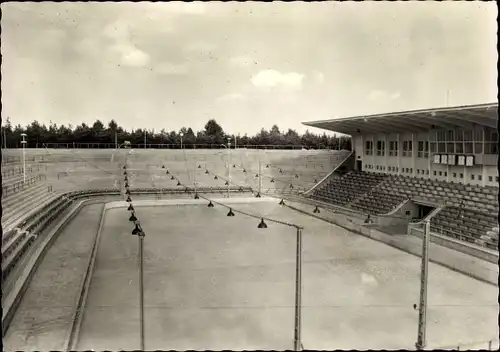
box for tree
[204,119,225,145]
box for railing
[7,142,350,151]
[1,165,46,179]
[434,338,499,350]
[2,174,47,198]
[408,222,498,253]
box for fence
[2,174,47,198]
[434,338,499,350]
[1,165,46,179]
[408,220,498,252]
[16,142,347,150]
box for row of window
[365,140,497,156]
[431,129,498,142]
[363,164,499,182]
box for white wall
[353,131,498,187]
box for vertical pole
[416,220,430,350]
[293,227,303,351]
[22,143,26,183]
[115,131,118,150]
[228,139,231,198]
[144,131,147,149]
[21,135,27,184]
[259,160,262,195]
[139,234,145,351]
[194,165,197,194]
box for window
[444,172,447,177]
[465,143,473,154]
[460,173,464,179]
[410,168,413,173]
[365,141,373,155]
[417,169,420,174]
[364,164,367,169]
[485,142,498,155]
[417,141,425,158]
[433,171,437,176]
[456,142,464,153]
[403,141,412,157]
[464,130,473,141]
[430,142,436,153]
[389,141,398,156]
[376,141,384,156]
[426,170,429,175]
[474,128,483,142]
[453,173,457,178]
[437,131,446,141]
[447,130,454,141]
[474,143,483,154]
[438,143,446,153]
[471,174,475,180]
[439,171,442,176]
[496,176,499,182]
[447,143,455,153]
[455,130,464,141]
[478,175,482,181]
[424,141,429,158]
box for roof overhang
[302,103,498,136]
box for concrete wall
[283,199,498,286]
[352,130,499,188]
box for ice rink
[4,199,498,351]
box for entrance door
[356,160,362,171]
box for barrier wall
[283,199,498,286]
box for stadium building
[302,102,499,250]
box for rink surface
[76,199,498,350]
[4,199,498,351]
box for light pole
[227,137,231,198]
[293,226,303,351]
[21,133,27,183]
[415,220,430,350]
[180,132,184,150]
[132,220,146,351]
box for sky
[1,1,497,136]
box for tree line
[1,118,351,150]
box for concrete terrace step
[2,186,51,225]
[2,192,63,232]
[2,181,48,208]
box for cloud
[229,56,252,67]
[251,69,305,90]
[103,21,130,42]
[103,20,151,67]
[312,71,325,84]
[184,41,217,53]
[367,89,402,102]
[216,93,246,103]
[155,62,190,75]
[110,43,150,67]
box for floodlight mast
[227,137,231,198]
[21,133,27,183]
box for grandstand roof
[302,103,498,135]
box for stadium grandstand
[302,102,499,251]
[1,104,498,351]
